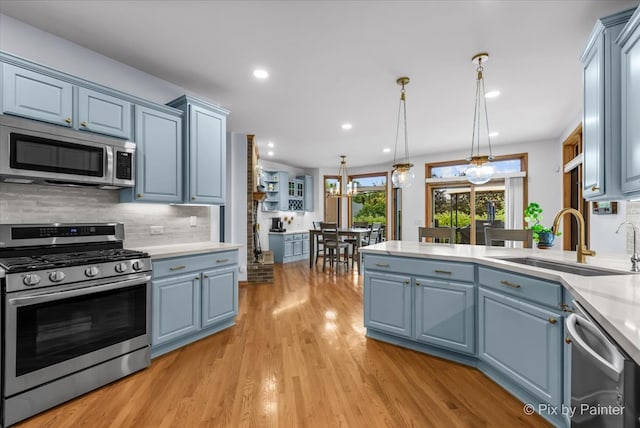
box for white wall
[229,133,248,281]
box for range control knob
[85,266,100,278]
[49,271,66,282]
[23,273,41,286]
[114,262,128,273]
[132,260,144,271]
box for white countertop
[130,241,242,259]
[360,241,640,365]
[268,230,309,235]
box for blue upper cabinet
[581,8,634,201]
[168,95,229,205]
[2,63,73,126]
[618,7,640,196]
[121,106,182,203]
[78,87,132,140]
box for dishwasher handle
[566,313,624,382]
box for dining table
[309,227,371,273]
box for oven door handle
[7,275,151,306]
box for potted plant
[524,202,561,249]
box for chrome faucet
[551,208,596,263]
[615,221,640,272]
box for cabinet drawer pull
[404,280,409,285]
[81,121,87,127]
[65,117,72,124]
[137,193,142,198]
[434,270,452,275]
[195,276,200,280]
[548,317,557,324]
[415,281,421,286]
[565,336,572,344]
[216,259,229,263]
[204,275,209,278]
[500,280,521,289]
[375,263,390,267]
[169,265,186,271]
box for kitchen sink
[496,257,631,276]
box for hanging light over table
[328,155,357,198]
[465,52,495,185]
[392,77,414,189]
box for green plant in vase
[524,202,561,248]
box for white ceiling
[0,0,638,169]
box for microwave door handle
[565,313,624,381]
[7,275,151,306]
[105,145,114,182]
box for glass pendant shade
[465,157,494,185]
[391,163,415,188]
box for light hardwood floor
[16,262,551,427]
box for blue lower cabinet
[201,266,238,328]
[364,271,412,338]
[414,278,475,354]
[152,273,199,346]
[478,287,562,407]
[269,233,309,263]
[151,250,239,358]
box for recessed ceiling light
[341,123,353,130]
[267,142,274,148]
[253,69,269,79]
[268,151,274,156]
[383,148,391,153]
[485,90,500,98]
[489,132,499,138]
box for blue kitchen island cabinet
[151,249,239,358]
[121,105,183,203]
[361,249,570,428]
[363,254,476,358]
[167,95,229,205]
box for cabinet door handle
[415,281,421,286]
[591,186,600,192]
[500,280,521,289]
[560,303,574,313]
[65,117,72,124]
[375,263,390,267]
[137,193,142,198]
[204,275,209,278]
[565,336,572,344]
[169,265,186,271]
[216,259,229,263]
[404,280,409,285]
[194,276,200,280]
[192,196,196,200]
[548,317,557,324]
[434,270,452,275]
[81,121,87,127]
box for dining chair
[313,221,330,265]
[484,227,533,247]
[319,222,349,272]
[418,227,455,243]
[364,222,383,246]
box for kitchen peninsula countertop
[267,230,309,235]
[130,241,242,259]
[360,241,640,365]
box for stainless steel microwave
[0,114,135,189]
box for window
[348,173,387,231]
[425,154,528,245]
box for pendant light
[328,155,357,198]
[392,77,414,188]
[465,53,495,185]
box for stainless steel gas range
[0,223,151,426]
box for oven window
[15,284,146,376]
[10,133,104,177]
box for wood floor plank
[15,261,551,427]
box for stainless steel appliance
[0,115,135,189]
[567,301,639,427]
[0,223,151,426]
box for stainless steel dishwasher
[566,301,639,428]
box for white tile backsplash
[0,183,211,247]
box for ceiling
[0,0,638,169]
